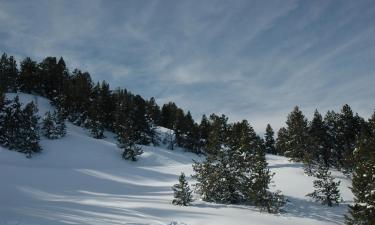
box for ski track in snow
[0,93,353,225]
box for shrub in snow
[42,110,66,139]
[86,118,105,139]
[306,164,341,207]
[172,172,193,206]
[121,144,143,161]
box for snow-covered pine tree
[42,111,57,139]
[87,118,105,139]
[42,110,66,139]
[172,172,193,206]
[56,109,66,137]
[20,101,41,158]
[2,96,23,150]
[264,124,276,154]
[346,113,375,225]
[306,163,341,206]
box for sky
[0,0,375,132]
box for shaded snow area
[0,94,353,225]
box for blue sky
[1,0,375,132]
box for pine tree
[172,173,193,206]
[346,113,375,225]
[275,127,288,156]
[117,117,144,161]
[42,110,66,139]
[285,106,309,161]
[18,57,39,94]
[306,164,341,207]
[42,111,57,139]
[264,124,276,154]
[20,102,41,158]
[193,120,286,212]
[2,96,23,149]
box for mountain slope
[0,93,353,225]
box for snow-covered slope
[0,94,353,225]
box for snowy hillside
[0,94,353,225]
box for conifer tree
[306,164,341,207]
[2,96,23,149]
[346,113,375,225]
[42,110,66,139]
[117,118,144,161]
[264,124,276,154]
[20,102,41,158]
[275,127,288,156]
[285,106,309,161]
[172,173,193,206]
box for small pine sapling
[172,172,193,206]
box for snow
[0,93,354,225]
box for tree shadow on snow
[284,196,349,225]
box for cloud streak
[1,0,375,132]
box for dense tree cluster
[274,106,366,173]
[0,94,41,158]
[193,119,286,213]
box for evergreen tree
[304,110,330,174]
[264,124,276,154]
[0,53,18,92]
[346,113,375,225]
[285,106,309,161]
[275,127,288,156]
[199,114,210,148]
[2,96,23,149]
[193,120,285,212]
[306,164,341,207]
[172,173,193,206]
[18,57,39,93]
[117,116,144,161]
[42,110,66,139]
[20,102,41,158]
[205,114,228,157]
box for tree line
[0,53,374,221]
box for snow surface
[0,93,353,225]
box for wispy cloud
[1,0,375,132]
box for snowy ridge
[0,94,353,225]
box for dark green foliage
[18,57,39,94]
[284,106,309,161]
[65,69,93,125]
[346,113,375,225]
[172,173,193,206]
[306,164,341,207]
[205,114,228,157]
[20,102,41,158]
[193,119,286,213]
[42,110,66,139]
[117,110,144,161]
[264,124,276,154]
[0,96,41,157]
[275,127,288,156]
[0,53,18,92]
